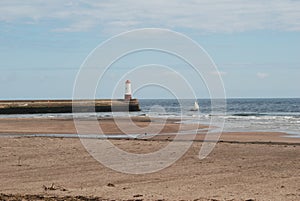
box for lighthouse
[124,80,132,101]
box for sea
[138,98,300,136]
[1,98,299,137]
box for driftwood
[43,183,67,192]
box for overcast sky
[0,0,300,99]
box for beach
[0,117,299,201]
[2,0,300,200]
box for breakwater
[0,99,140,114]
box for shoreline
[0,116,299,144]
[1,130,300,146]
[1,113,299,136]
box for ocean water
[1,98,299,136]
[138,99,300,136]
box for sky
[0,0,300,99]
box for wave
[231,113,265,117]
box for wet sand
[0,117,299,200]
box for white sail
[194,101,199,110]
[190,101,200,111]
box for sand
[0,117,299,201]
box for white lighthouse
[124,80,132,101]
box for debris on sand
[133,194,143,198]
[43,183,67,192]
[106,183,115,187]
[0,193,104,201]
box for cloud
[52,20,97,32]
[0,0,300,33]
[257,72,269,79]
[210,71,227,76]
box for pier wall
[0,99,140,114]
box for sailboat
[190,101,200,111]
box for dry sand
[0,117,299,201]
